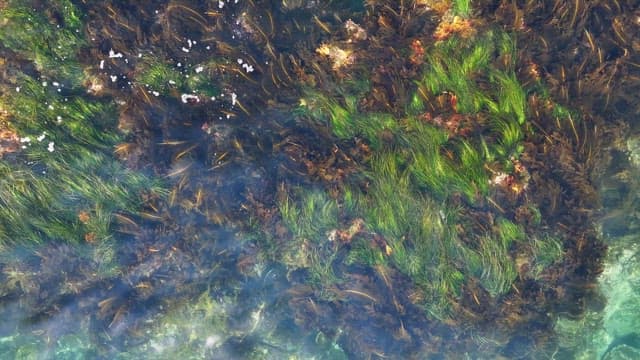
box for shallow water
[1,0,640,359]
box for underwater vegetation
[0,0,635,358]
[281,28,545,321]
[0,0,165,255]
[271,186,343,291]
[262,0,623,355]
[0,1,85,85]
[135,55,221,100]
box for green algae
[135,57,220,99]
[452,0,473,18]
[0,1,165,254]
[0,0,622,358]
[136,58,186,94]
[463,218,525,297]
[275,29,558,320]
[278,188,341,287]
[0,1,86,86]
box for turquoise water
[556,135,640,360]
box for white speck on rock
[181,93,200,103]
[108,49,124,58]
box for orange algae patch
[0,111,20,158]
[434,16,476,41]
[316,44,355,71]
[416,0,452,16]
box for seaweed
[277,187,341,287]
[0,1,85,85]
[286,27,549,322]
[0,1,165,254]
[452,0,473,18]
[0,0,626,358]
